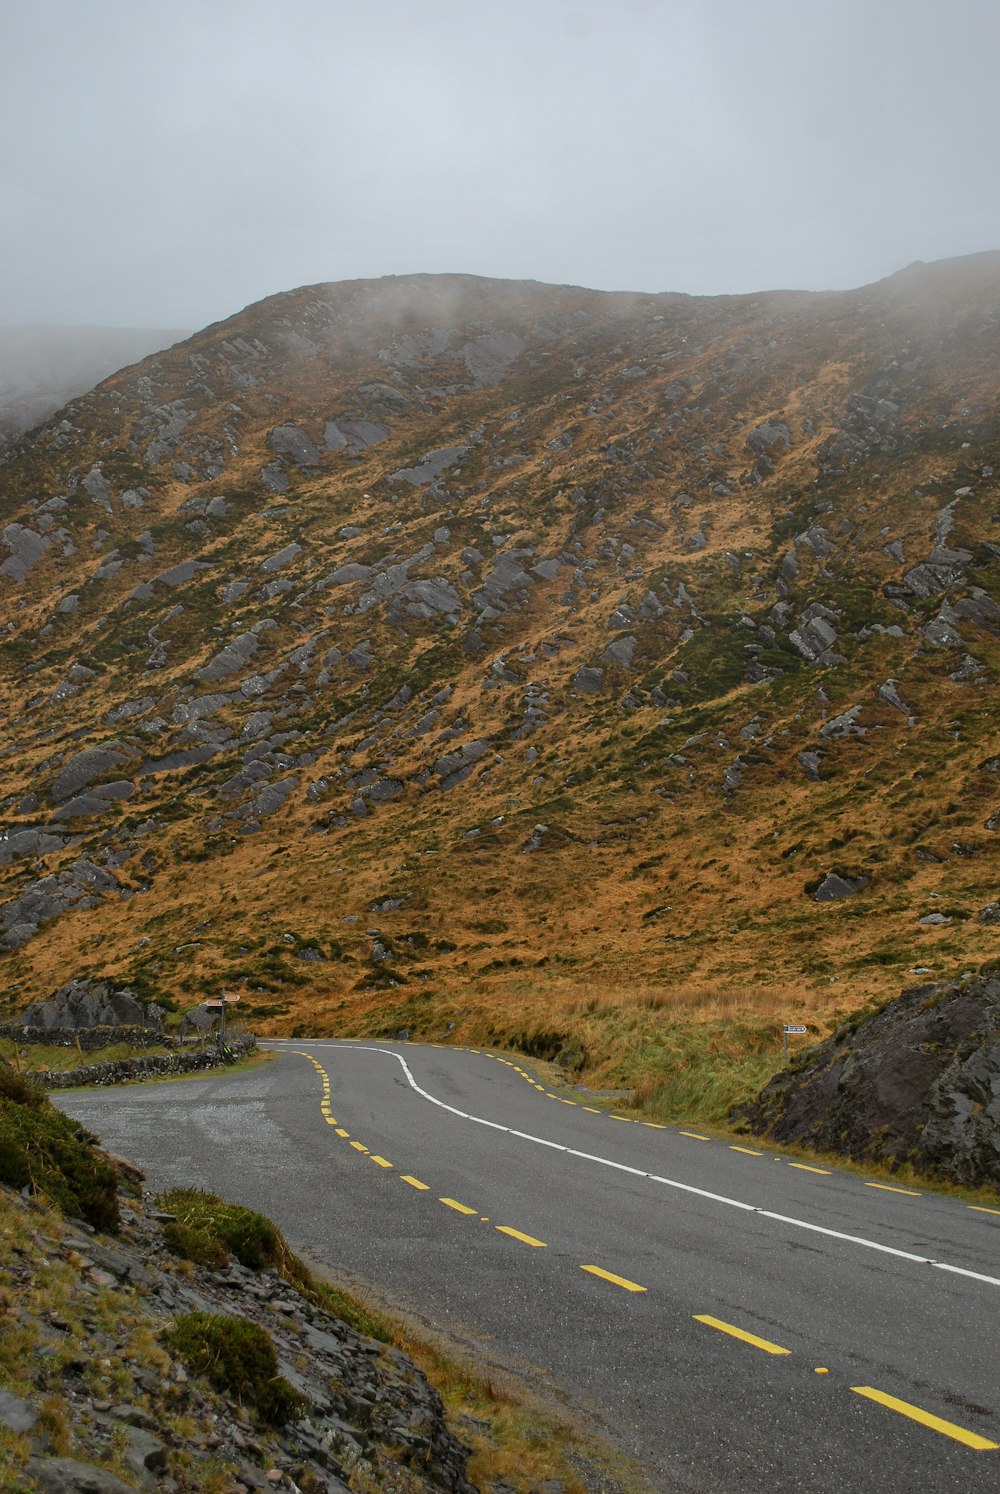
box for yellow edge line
[865,1182,920,1196]
[335,1129,350,1138]
[350,1141,369,1153]
[582,1106,601,1113]
[851,1387,999,1450]
[730,1145,763,1156]
[400,1175,429,1190]
[969,1205,1000,1216]
[694,1315,791,1356]
[440,1197,478,1215]
[369,1155,393,1168]
[788,1162,831,1174]
[581,1264,646,1293]
[324,1117,338,1126]
[496,1226,547,1248]
[680,1131,710,1141]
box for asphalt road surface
[55,1041,1000,1492]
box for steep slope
[0,262,998,1084]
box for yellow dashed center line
[400,1175,429,1190]
[694,1315,791,1356]
[324,1117,338,1126]
[865,1182,920,1196]
[350,1141,369,1153]
[335,1128,350,1138]
[440,1197,478,1215]
[851,1387,999,1450]
[369,1155,393,1169]
[788,1162,831,1175]
[581,1264,647,1293]
[496,1226,547,1248]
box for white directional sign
[783,1024,807,1034]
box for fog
[3,0,999,331]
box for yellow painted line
[865,1182,920,1197]
[969,1205,1000,1216]
[680,1131,711,1141]
[851,1387,999,1450]
[694,1315,791,1356]
[350,1141,369,1153]
[581,1265,647,1293]
[788,1162,831,1175]
[545,1093,559,1099]
[324,1117,338,1126]
[440,1197,478,1215]
[335,1128,350,1137]
[496,1226,547,1248]
[559,1098,577,1105]
[369,1155,393,1168]
[400,1175,429,1190]
[643,1122,667,1129]
[583,1106,601,1114]
[611,1115,634,1123]
[731,1145,763,1156]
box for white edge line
[278,1042,996,1288]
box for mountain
[0,324,190,439]
[0,261,997,1088]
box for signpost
[783,1023,807,1061]
[204,992,240,1050]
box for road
[55,1040,1000,1492]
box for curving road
[55,1040,1000,1492]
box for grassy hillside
[0,260,997,1093]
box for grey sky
[3,0,999,330]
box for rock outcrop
[19,979,160,1031]
[734,966,1000,1187]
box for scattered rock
[812,872,869,902]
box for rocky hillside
[734,963,1000,1188]
[0,261,998,1073]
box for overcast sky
[3,0,999,331]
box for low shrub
[0,1062,119,1231]
[164,1312,306,1426]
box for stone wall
[31,1035,257,1089]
